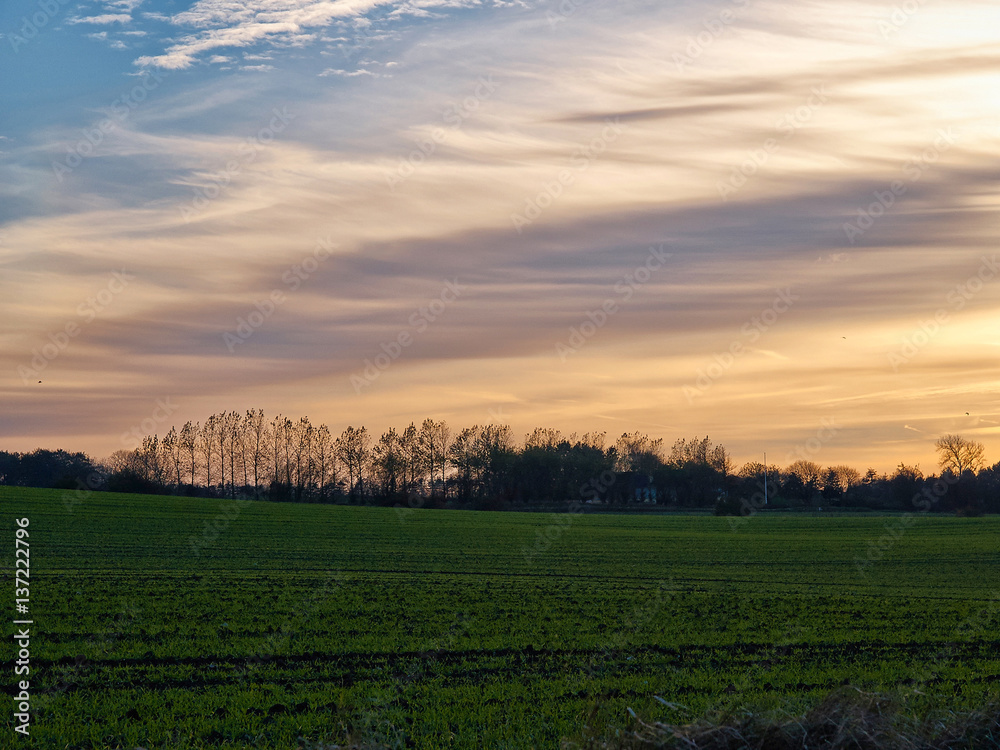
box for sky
[1,0,999,473]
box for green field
[3,487,1000,748]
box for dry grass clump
[568,687,1000,750]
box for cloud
[105,0,146,10]
[318,67,377,76]
[5,0,1000,470]
[68,14,133,24]
[130,0,525,70]
[134,0,400,69]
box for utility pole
[763,451,768,506]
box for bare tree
[231,410,249,491]
[314,423,335,501]
[212,412,229,495]
[614,432,664,475]
[336,426,370,501]
[138,435,164,484]
[449,425,480,501]
[162,426,183,487]
[828,465,862,492]
[293,416,314,500]
[213,411,238,496]
[419,419,451,498]
[179,420,199,486]
[269,414,287,488]
[104,448,147,479]
[476,424,515,498]
[401,422,424,495]
[787,459,823,487]
[373,428,405,497]
[244,409,268,491]
[281,416,296,488]
[709,444,733,474]
[935,434,985,475]
[669,436,731,473]
[738,461,767,480]
[524,427,564,450]
[199,415,219,490]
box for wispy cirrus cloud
[133,0,399,69]
[130,0,523,69]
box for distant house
[583,472,657,504]
[627,472,657,503]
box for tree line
[1,413,996,514]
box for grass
[2,486,999,748]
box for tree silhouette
[180,420,199,487]
[935,434,985,475]
[373,427,405,499]
[15,405,991,512]
[419,419,451,499]
[336,426,370,502]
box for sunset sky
[2,0,999,472]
